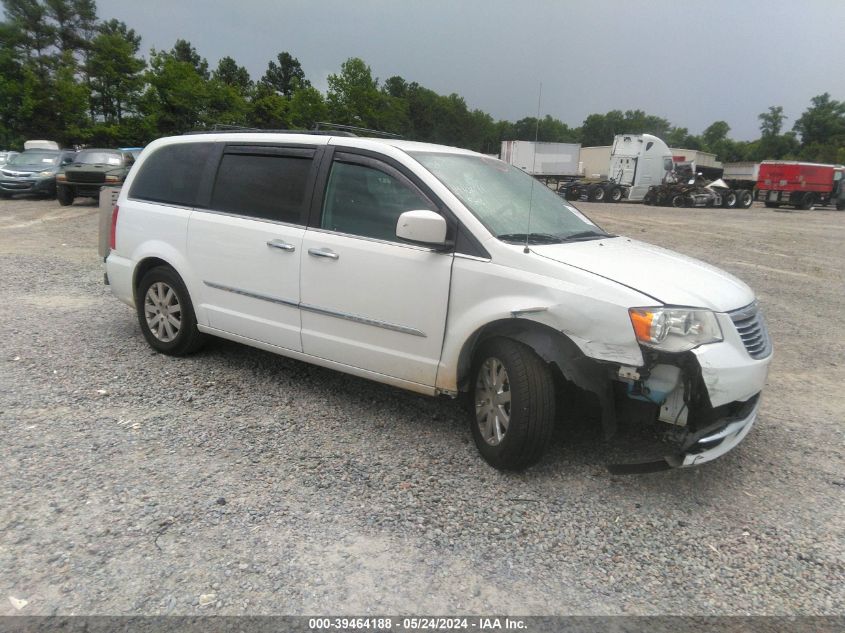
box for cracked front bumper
[667,395,760,468]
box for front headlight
[629,307,723,352]
[38,170,55,177]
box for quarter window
[210,152,313,224]
[129,143,215,207]
[321,157,435,242]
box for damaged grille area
[66,170,106,184]
[729,302,772,360]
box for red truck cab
[757,161,844,209]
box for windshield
[8,152,60,167]
[411,152,605,242]
[75,150,123,166]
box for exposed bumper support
[607,395,760,474]
[667,396,759,467]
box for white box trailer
[499,141,581,177]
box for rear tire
[722,191,738,208]
[798,192,816,210]
[671,194,685,208]
[136,266,206,356]
[57,185,74,206]
[738,189,754,209]
[588,185,605,202]
[470,338,556,471]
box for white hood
[531,237,754,312]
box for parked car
[56,148,136,206]
[119,147,144,160]
[0,149,76,198]
[105,133,772,471]
[0,151,20,166]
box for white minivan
[106,132,772,470]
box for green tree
[287,84,328,129]
[246,83,288,129]
[793,93,845,162]
[142,44,211,134]
[759,106,786,137]
[213,56,251,95]
[45,0,96,60]
[261,52,308,97]
[171,38,208,79]
[326,57,382,128]
[85,19,145,124]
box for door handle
[308,247,339,260]
[267,239,296,252]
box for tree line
[2,0,844,165]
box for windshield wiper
[560,230,613,242]
[497,232,564,244]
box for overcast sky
[94,0,845,141]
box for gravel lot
[0,195,843,616]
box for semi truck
[755,161,844,209]
[560,133,675,203]
[644,161,756,209]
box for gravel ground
[0,195,843,616]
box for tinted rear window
[130,143,214,207]
[210,152,313,224]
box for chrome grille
[729,302,772,360]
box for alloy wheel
[144,281,182,343]
[475,357,512,446]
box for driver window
[321,157,436,242]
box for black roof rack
[186,124,350,136]
[185,123,401,139]
[313,122,402,139]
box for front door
[300,151,453,387]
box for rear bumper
[667,395,760,468]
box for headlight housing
[38,170,55,177]
[629,307,723,352]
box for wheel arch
[133,256,180,301]
[455,318,617,437]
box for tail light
[109,205,119,250]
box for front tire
[608,185,623,202]
[57,185,74,206]
[136,266,206,356]
[470,338,555,470]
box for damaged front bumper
[666,394,759,467]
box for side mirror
[396,210,450,248]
